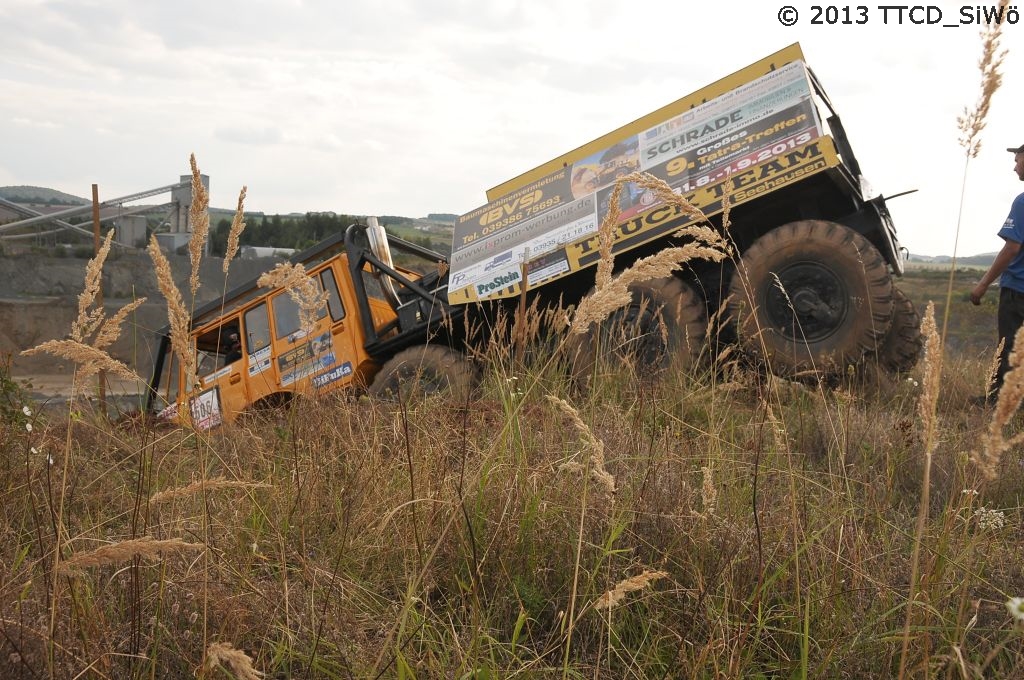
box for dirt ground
[1,248,278,404]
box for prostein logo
[476,270,521,297]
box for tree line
[209,212,449,257]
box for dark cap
[1009,144,1024,154]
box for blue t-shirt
[998,192,1024,292]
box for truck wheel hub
[764,262,847,342]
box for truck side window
[194,322,242,372]
[244,303,271,353]
[271,282,329,339]
[320,268,345,321]
[272,293,301,339]
[361,267,388,303]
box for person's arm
[972,238,1022,304]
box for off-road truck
[148,43,921,426]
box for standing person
[970,143,1024,404]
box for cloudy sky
[1,0,1020,257]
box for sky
[0,0,1021,258]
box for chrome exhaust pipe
[366,216,401,309]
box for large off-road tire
[569,277,707,382]
[369,345,477,402]
[728,220,894,376]
[871,286,923,374]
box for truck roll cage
[343,223,461,358]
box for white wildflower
[505,376,523,397]
[974,506,1006,531]
[25,422,32,433]
[22,406,31,417]
[1006,597,1024,623]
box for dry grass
[570,172,728,334]
[58,537,205,576]
[205,642,262,680]
[956,0,1009,157]
[594,182,620,292]
[5,332,1024,677]
[8,159,1024,678]
[19,339,137,382]
[93,297,147,351]
[916,302,942,449]
[150,477,270,505]
[70,228,113,343]
[944,0,1008,350]
[975,325,1024,480]
[19,228,145,389]
[901,8,1011,657]
[592,570,669,612]
[188,153,211,297]
[257,261,328,335]
[547,394,615,496]
[149,233,196,390]
[899,302,942,677]
[223,186,248,271]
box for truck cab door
[191,317,249,428]
[242,302,278,406]
[267,266,360,395]
[308,265,359,392]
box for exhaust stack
[366,216,402,309]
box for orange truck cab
[146,220,460,428]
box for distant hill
[17,186,985,264]
[908,252,997,267]
[0,187,453,230]
[0,185,89,206]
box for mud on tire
[569,276,707,382]
[728,220,894,376]
[870,286,923,374]
[369,345,477,402]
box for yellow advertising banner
[448,44,832,305]
[487,43,807,202]
[447,136,840,304]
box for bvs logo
[479,190,543,227]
